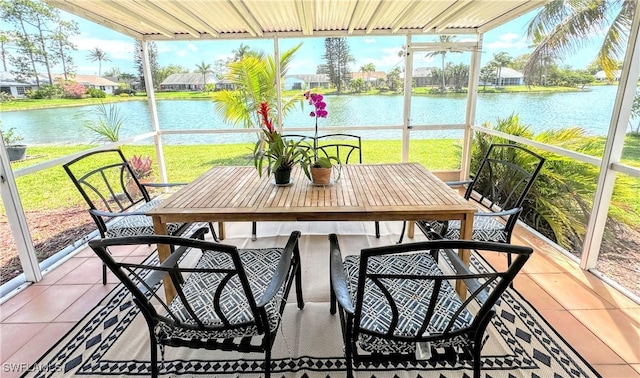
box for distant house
[495,67,524,86]
[595,70,621,81]
[215,78,235,91]
[412,67,434,87]
[159,73,216,91]
[350,71,387,87]
[55,74,120,94]
[284,76,306,90]
[289,74,331,89]
[0,71,36,98]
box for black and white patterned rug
[23,230,601,378]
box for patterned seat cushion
[343,253,474,354]
[156,247,287,341]
[425,215,508,243]
[104,199,184,238]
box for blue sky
[61,9,604,77]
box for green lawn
[5,139,461,211]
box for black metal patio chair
[89,229,304,378]
[329,234,532,378]
[64,149,218,284]
[398,143,545,265]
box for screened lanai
[1,1,640,376]
[3,0,637,296]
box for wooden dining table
[148,163,477,299]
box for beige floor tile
[514,274,564,311]
[631,364,640,375]
[2,322,75,377]
[571,309,640,364]
[0,323,47,359]
[3,285,92,323]
[54,283,116,322]
[33,257,88,286]
[0,285,49,322]
[538,309,626,365]
[533,273,616,310]
[592,364,640,378]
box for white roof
[43,0,548,41]
[496,67,523,78]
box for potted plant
[126,154,154,196]
[300,91,341,184]
[1,125,27,162]
[252,102,308,185]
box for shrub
[113,88,136,96]
[61,82,87,99]
[88,88,106,98]
[472,114,633,253]
[0,92,13,102]
[25,84,63,99]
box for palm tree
[360,63,375,90]
[426,35,459,92]
[524,0,636,80]
[492,52,512,87]
[194,61,213,92]
[212,43,303,129]
[87,47,110,77]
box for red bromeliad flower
[258,102,274,133]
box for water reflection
[1,85,618,145]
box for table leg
[407,221,415,238]
[152,216,177,302]
[455,213,474,299]
[218,222,226,240]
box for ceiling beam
[390,1,421,33]
[295,0,314,36]
[43,0,143,40]
[365,1,387,34]
[478,0,547,33]
[142,1,202,38]
[106,1,174,39]
[169,1,219,38]
[347,0,367,34]
[422,0,473,33]
[226,0,263,37]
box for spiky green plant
[473,114,634,253]
[82,102,125,142]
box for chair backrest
[88,231,272,336]
[466,143,545,224]
[352,239,532,347]
[63,149,150,232]
[316,133,362,164]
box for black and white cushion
[104,199,184,238]
[421,215,508,243]
[343,253,474,353]
[156,247,287,341]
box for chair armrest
[139,227,210,294]
[329,234,355,314]
[256,231,301,307]
[445,179,473,187]
[90,209,148,217]
[442,248,488,304]
[140,182,188,188]
[474,207,521,217]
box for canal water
[1,85,620,145]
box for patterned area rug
[23,225,601,378]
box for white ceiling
[44,0,547,41]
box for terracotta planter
[273,167,292,185]
[310,166,332,185]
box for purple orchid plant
[304,91,328,153]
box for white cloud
[363,38,376,44]
[176,50,187,57]
[485,32,528,50]
[71,36,133,60]
[187,43,198,52]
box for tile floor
[1,222,639,378]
